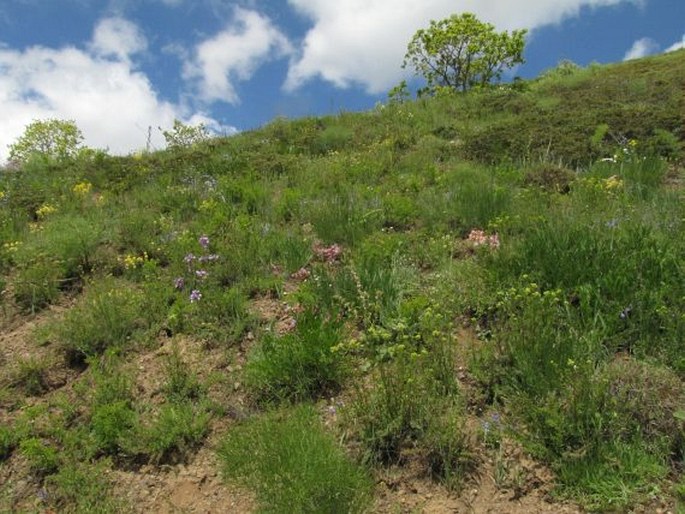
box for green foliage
[9,118,84,164]
[219,404,372,514]
[13,356,50,395]
[246,311,346,404]
[46,461,125,514]
[139,400,211,464]
[0,425,16,461]
[55,279,148,364]
[13,258,61,312]
[20,437,60,474]
[404,13,527,94]
[162,119,211,150]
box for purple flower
[199,235,210,249]
[190,289,202,303]
[184,253,196,264]
[174,277,185,290]
[195,269,208,279]
[198,254,220,263]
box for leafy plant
[8,118,84,164]
[404,13,527,94]
[246,311,346,404]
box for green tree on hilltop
[8,119,84,164]
[403,13,527,94]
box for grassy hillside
[0,51,684,513]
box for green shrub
[138,400,211,464]
[20,437,59,474]
[56,279,147,364]
[0,425,16,461]
[162,343,204,402]
[350,342,473,490]
[46,460,125,514]
[311,125,355,155]
[523,164,576,193]
[13,356,50,395]
[13,258,61,312]
[219,404,372,514]
[90,400,138,455]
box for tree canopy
[403,13,527,94]
[8,119,84,164]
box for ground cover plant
[0,49,683,512]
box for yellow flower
[0,191,5,200]
[604,175,623,190]
[2,241,20,252]
[72,181,92,196]
[121,253,148,270]
[36,203,57,219]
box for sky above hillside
[0,0,683,162]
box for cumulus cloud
[183,7,292,104]
[285,0,639,93]
[0,17,230,163]
[623,37,659,60]
[665,34,685,53]
[90,16,147,60]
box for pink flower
[467,229,500,249]
[290,267,311,281]
[313,243,343,263]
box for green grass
[0,51,683,512]
[219,404,373,514]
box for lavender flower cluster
[174,235,219,303]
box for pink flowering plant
[466,229,500,249]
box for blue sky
[0,0,683,161]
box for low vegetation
[0,50,683,512]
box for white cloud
[90,16,147,60]
[665,34,685,53]
[0,17,231,163]
[183,7,292,104]
[285,0,640,93]
[623,37,659,60]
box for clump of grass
[245,310,346,404]
[523,163,576,193]
[46,460,125,514]
[13,356,51,395]
[55,279,148,365]
[13,258,61,313]
[162,342,204,402]
[138,400,211,464]
[219,404,372,514]
[20,437,59,475]
[348,338,474,490]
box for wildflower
[0,191,5,200]
[290,267,311,281]
[606,218,619,229]
[174,277,185,290]
[198,254,220,263]
[189,289,202,303]
[72,181,92,196]
[467,229,500,249]
[195,269,208,279]
[313,242,343,263]
[184,253,196,265]
[603,175,623,190]
[198,235,210,249]
[619,306,632,320]
[36,203,57,219]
